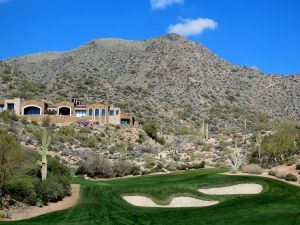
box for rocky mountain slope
[1,34,300,133]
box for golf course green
[3,168,300,225]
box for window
[121,119,130,125]
[7,103,14,111]
[101,108,106,116]
[0,105,4,113]
[23,106,41,115]
[88,108,93,116]
[95,108,100,116]
[109,110,114,116]
[76,110,86,117]
[116,110,119,115]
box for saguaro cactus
[205,123,209,140]
[38,129,51,181]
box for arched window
[58,107,71,115]
[95,108,100,116]
[23,106,41,115]
[101,108,106,116]
[88,108,93,116]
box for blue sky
[0,0,299,75]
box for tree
[0,130,21,189]
[38,129,51,181]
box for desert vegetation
[0,122,71,219]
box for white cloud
[151,0,184,9]
[0,0,9,4]
[167,17,218,37]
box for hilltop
[1,34,300,133]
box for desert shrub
[143,122,157,139]
[275,170,287,179]
[190,161,205,169]
[75,163,89,175]
[130,165,141,176]
[145,155,156,169]
[0,129,22,189]
[261,128,298,163]
[176,163,188,171]
[5,176,39,205]
[0,111,19,122]
[3,148,71,206]
[58,126,76,137]
[156,135,166,145]
[79,127,91,134]
[137,133,145,144]
[47,156,71,177]
[42,116,51,127]
[285,173,298,182]
[80,155,114,178]
[296,164,300,170]
[113,160,133,177]
[166,162,177,171]
[244,164,263,174]
[84,136,98,149]
[268,168,277,176]
[37,175,71,203]
[56,126,76,143]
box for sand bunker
[123,196,218,208]
[199,183,263,195]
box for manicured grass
[3,168,300,225]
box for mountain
[1,34,300,133]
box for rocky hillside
[1,34,300,133]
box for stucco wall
[21,100,46,115]
[85,103,109,124]
[22,115,81,126]
[56,101,75,115]
[4,98,21,115]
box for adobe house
[0,97,132,126]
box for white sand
[1,184,80,221]
[225,172,300,187]
[123,196,218,208]
[199,183,263,195]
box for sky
[0,0,299,75]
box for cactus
[205,123,209,140]
[256,134,263,159]
[228,140,245,173]
[38,129,51,181]
[244,118,247,133]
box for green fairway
[3,168,300,225]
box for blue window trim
[101,108,106,116]
[95,108,100,116]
